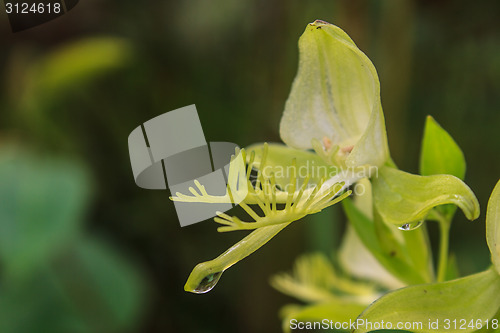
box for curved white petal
[280,20,389,168]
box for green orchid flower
[175,20,480,294]
[178,20,384,293]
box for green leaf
[486,180,500,275]
[26,37,131,103]
[246,143,337,188]
[279,20,389,168]
[58,238,146,331]
[280,302,367,333]
[0,147,90,279]
[0,238,145,333]
[445,254,460,281]
[372,166,480,226]
[354,268,500,333]
[0,148,144,332]
[420,116,466,180]
[474,308,500,333]
[0,267,73,333]
[13,38,131,145]
[420,116,466,219]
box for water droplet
[192,272,223,294]
[398,220,424,231]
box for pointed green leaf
[420,116,466,219]
[28,37,131,102]
[372,166,480,226]
[354,268,500,333]
[11,38,131,144]
[487,180,500,275]
[420,116,466,180]
[279,20,389,167]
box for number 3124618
[5,2,62,14]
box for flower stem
[436,215,451,282]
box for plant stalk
[437,217,451,282]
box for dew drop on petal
[192,271,224,294]
[398,223,410,231]
[398,220,424,231]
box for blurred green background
[0,1,499,332]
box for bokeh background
[0,1,499,332]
